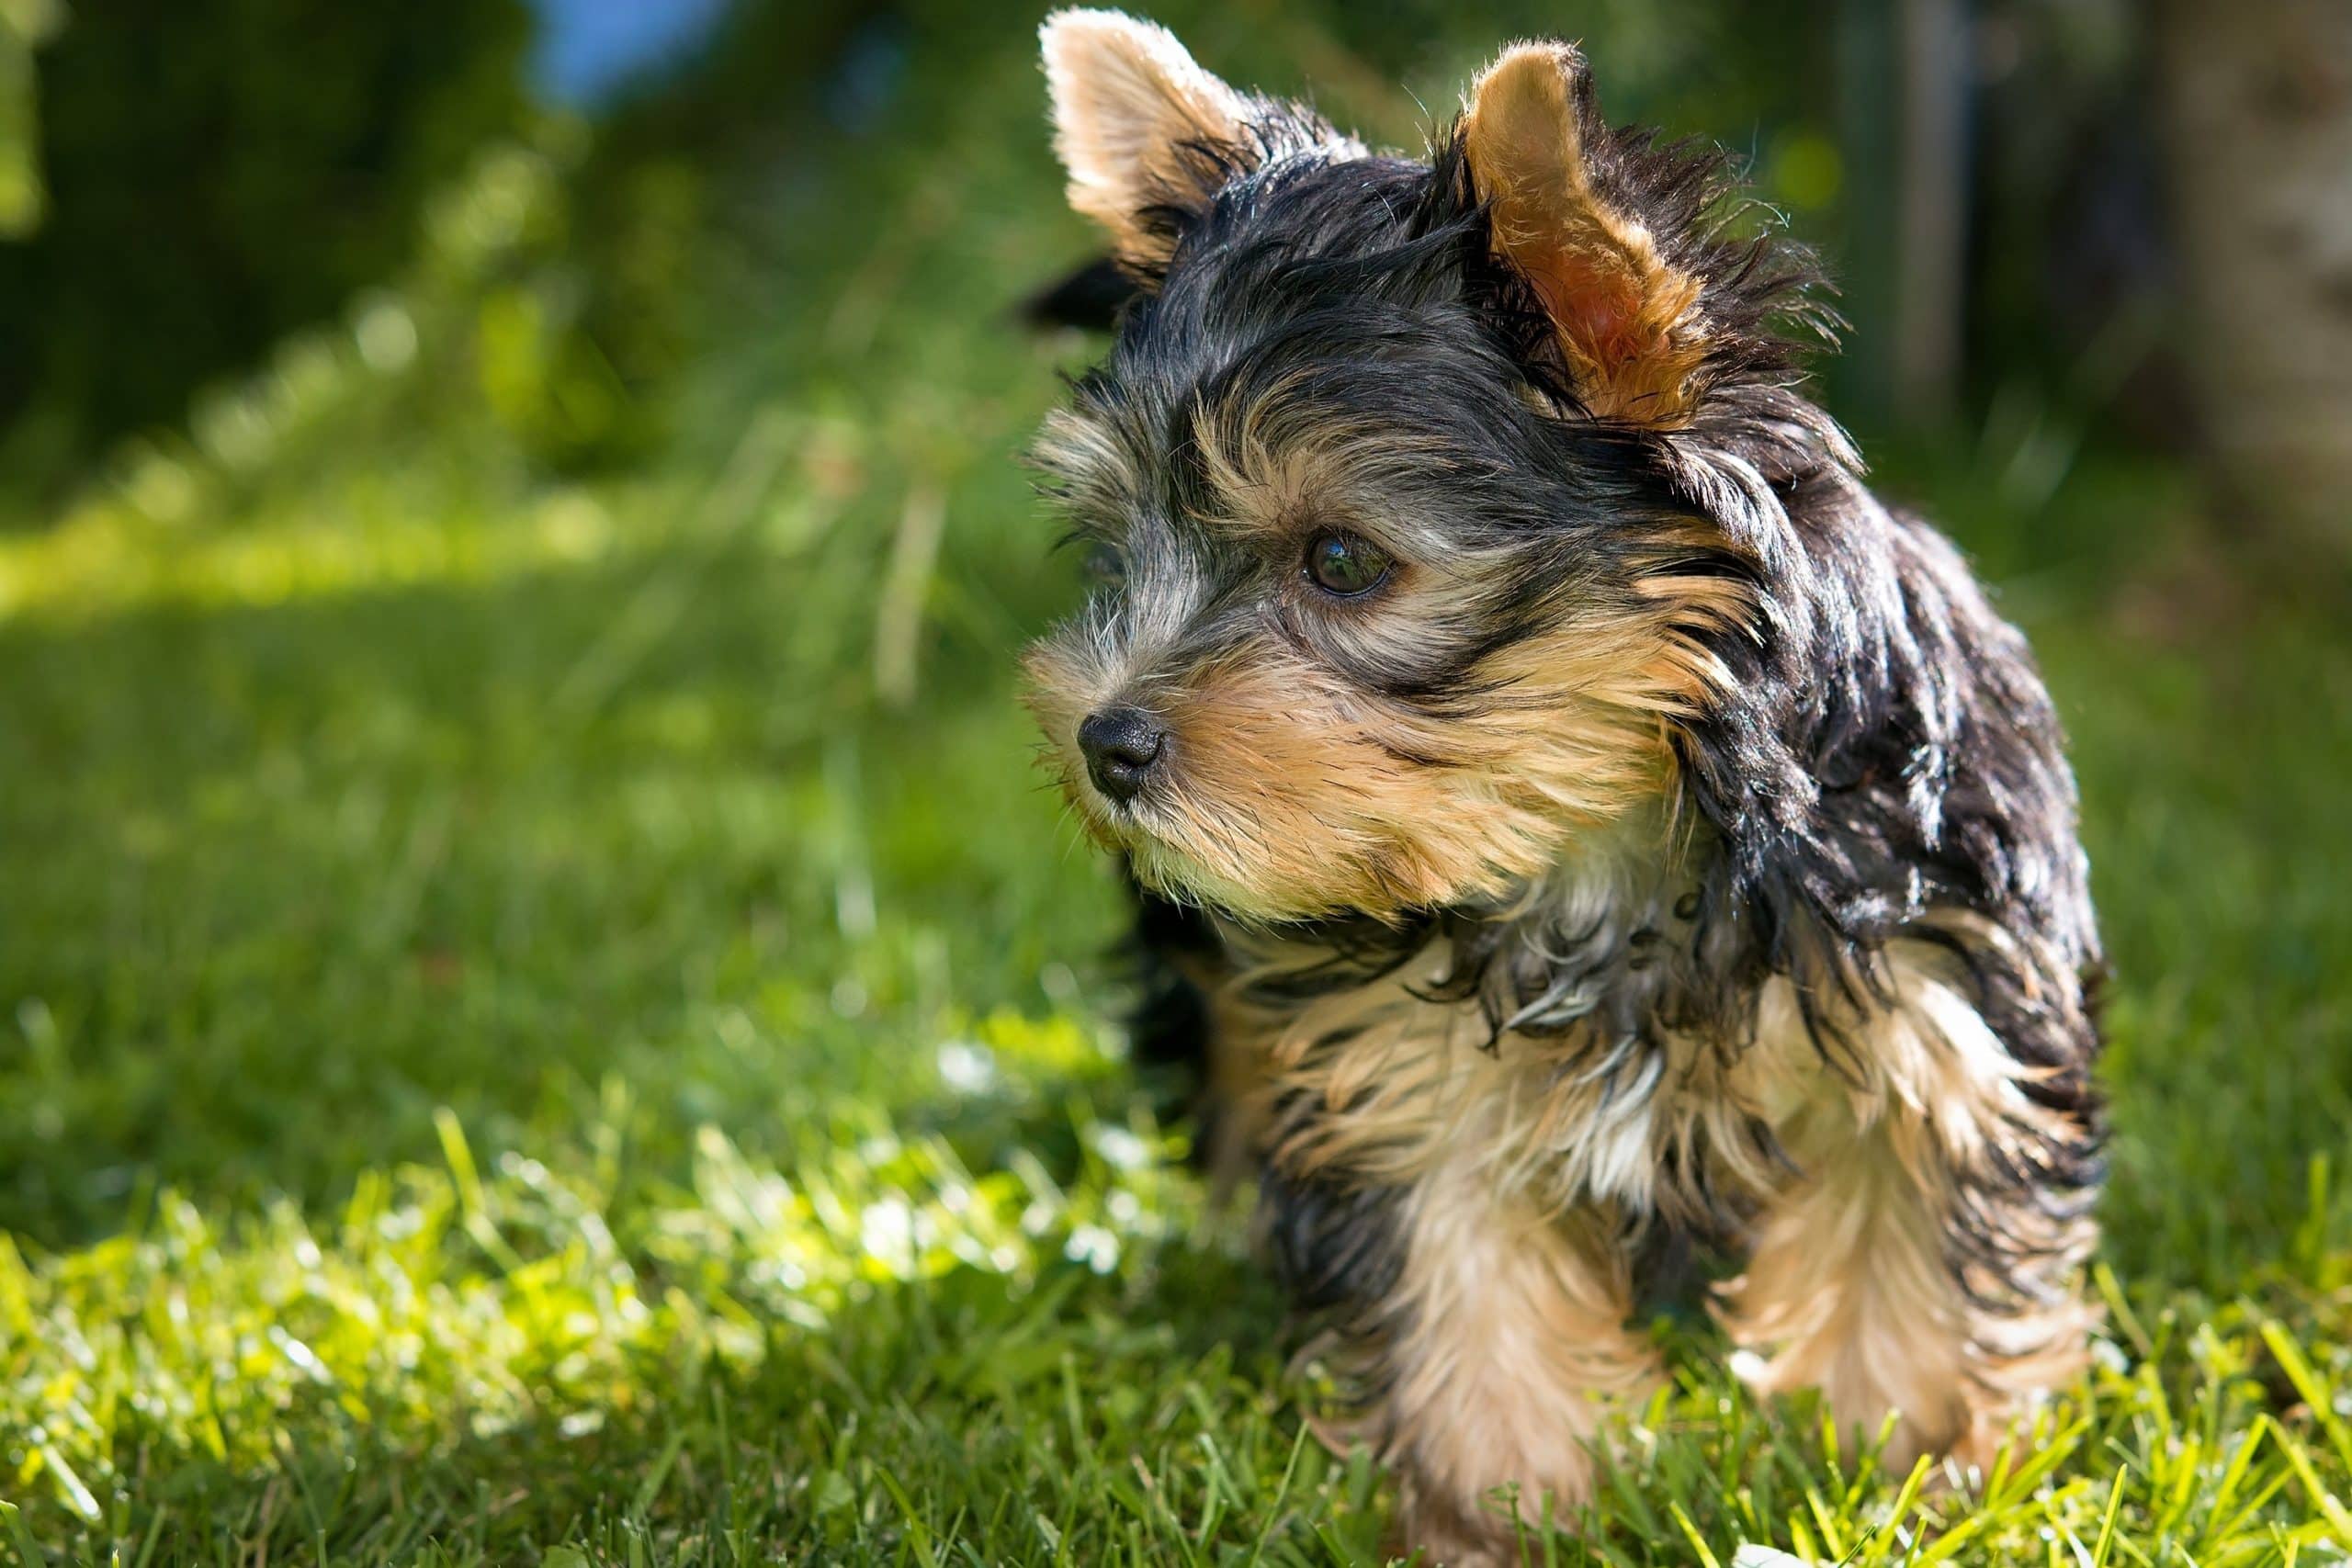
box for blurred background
[0,0,2347,1552]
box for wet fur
[1023,15,2102,1562]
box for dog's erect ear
[1462,43,1710,426]
[1040,10,1253,269]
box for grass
[3,1,2351,1560]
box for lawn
[3,3,2350,1562]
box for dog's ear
[1461,43,1710,426]
[1040,10,1253,271]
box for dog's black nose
[1078,707,1167,803]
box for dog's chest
[1255,951,1769,1225]
[1248,925,2024,1231]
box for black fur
[1023,254,1140,333]
[1118,875,1219,1122]
[1037,70,2099,1370]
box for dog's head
[1023,11,1846,924]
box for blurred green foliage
[0,0,62,237]
[0,0,2168,503]
[0,0,534,481]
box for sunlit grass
[2,1035,1193,1526]
[4,1090,2349,1560]
[0,484,646,621]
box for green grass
[3,3,2351,1561]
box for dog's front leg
[1715,1103,2098,1473]
[1264,1150,1659,1565]
[1715,953,2099,1473]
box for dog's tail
[1020,255,1139,333]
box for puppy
[1021,13,2102,1562]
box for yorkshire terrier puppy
[1022,12,2102,1562]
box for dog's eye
[1084,542,1127,587]
[1305,533,1392,597]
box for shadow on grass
[0,518,1118,1245]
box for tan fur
[1186,383,1461,547]
[1218,917,2094,1561]
[1241,853,1778,1223]
[1716,939,2098,1472]
[1030,405,1141,525]
[1715,1119,2093,1475]
[1238,924,1670,1564]
[1378,1167,1657,1561]
[1022,393,2092,1557]
[1461,45,1711,426]
[1025,611,1711,923]
[1040,10,1365,272]
[1022,399,1748,922]
[1029,27,2093,1557]
[1240,919,1667,1558]
[1040,10,1253,267]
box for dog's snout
[1078,707,1167,803]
